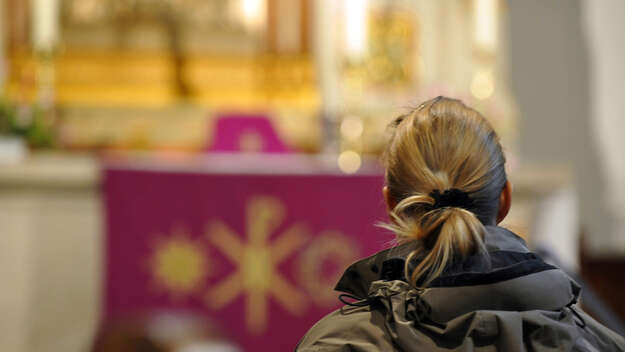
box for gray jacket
[297,226,625,351]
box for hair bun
[429,189,473,210]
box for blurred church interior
[0,0,624,351]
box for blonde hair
[383,96,507,288]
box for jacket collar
[334,226,575,298]
[335,226,581,321]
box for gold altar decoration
[319,0,517,171]
[4,0,320,151]
[6,51,317,109]
[342,10,417,90]
[3,0,515,157]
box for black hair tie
[429,188,473,210]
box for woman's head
[382,96,510,287]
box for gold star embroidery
[206,196,309,334]
[148,229,210,299]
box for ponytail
[382,96,507,288]
[384,189,488,288]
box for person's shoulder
[295,305,394,352]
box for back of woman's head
[383,96,507,288]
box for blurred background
[0,0,624,351]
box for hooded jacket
[296,226,625,351]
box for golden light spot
[338,150,362,174]
[149,231,209,298]
[340,116,364,141]
[470,69,495,100]
[206,196,309,334]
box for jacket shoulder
[296,305,394,352]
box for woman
[296,97,625,351]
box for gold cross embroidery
[206,196,310,334]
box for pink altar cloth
[102,154,389,351]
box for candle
[344,0,369,59]
[473,0,498,53]
[237,0,266,32]
[31,0,60,52]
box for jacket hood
[297,226,625,351]
[364,279,623,352]
[334,226,581,323]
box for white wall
[507,0,625,256]
[582,0,625,255]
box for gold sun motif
[149,230,210,298]
[206,196,309,334]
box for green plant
[0,100,54,148]
[0,100,14,135]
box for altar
[103,153,388,351]
[0,151,572,351]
